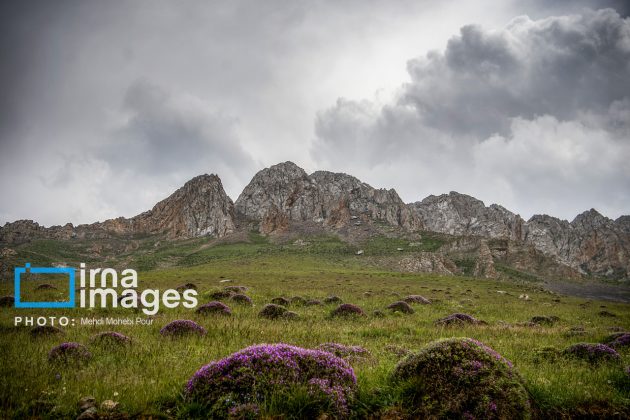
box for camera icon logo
[14,263,76,308]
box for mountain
[0,174,235,243]
[235,161,421,233]
[410,192,630,279]
[1,161,628,281]
[411,192,525,241]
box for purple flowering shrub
[306,299,322,306]
[316,343,371,362]
[0,295,14,307]
[403,295,431,305]
[196,301,232,316]
[160,320,207,337]
[230,294,253,305]
[48,342,91,365]
[36,283,57,290]
[392,338,530,419]
[386,301,414,314]
[207,290,234,300]
[603,332,630,349]
[228,403,259,419]
[185,343,357,417]
[562,343,621,364]
[435,313,484,327]
[271,297,291,306]
[330,304,366,318]
[258,303,289,319]
[90,331,132,347]
[30,325,65,337]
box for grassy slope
[0,234,628,418]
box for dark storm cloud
[401,8,630,138]
[313,9,630,220]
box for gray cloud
[313,9,630,220]
[101,80,257,180]
[1,1,629,226]
[402,8,630,138]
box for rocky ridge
[1,162,628,281]
[235,161,421,233]
[410,192,630,279]
[0,174,235,243]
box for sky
[1,0,629,227]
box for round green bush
[386,301,414,314]
[391,338,530,419]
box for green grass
[0,239,629,418]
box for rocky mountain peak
[410,191,525,241]
[132,173,235,238]
[235,163,422,232]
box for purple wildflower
[604,332,630,349]
[330,303,366,318]
[392,338,529,418]
[196,301,232,316]
[228,403,259,419]
[48,342,91,364]
[160,320,207,337]
[563,343,621,364]
[185,343,357,416]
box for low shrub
[259,304,289,319]
[330,304,366,318]
[435,313,484,327]
[392,338,530,419]
[386,301,414,314]
[196,301,232,316]
[48,342,91,365]
[562,343,621,364]
[160,320,207,337]
[185,343,357,417]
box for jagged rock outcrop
[473,241,498,279]
[410,192,525,241]
[398,252,460,275]
[130,174,235,238]
[235,162,422,232]
[0,174,235,244]
[525,209,630,278]
[410,192,630,279]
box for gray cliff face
[131,174,235,238]
[410,192,630,279]
[235,162,422,231]
[410,192,525,241]
[0,174,235,243]
[525,210,630,278]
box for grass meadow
[0,235,629,418]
